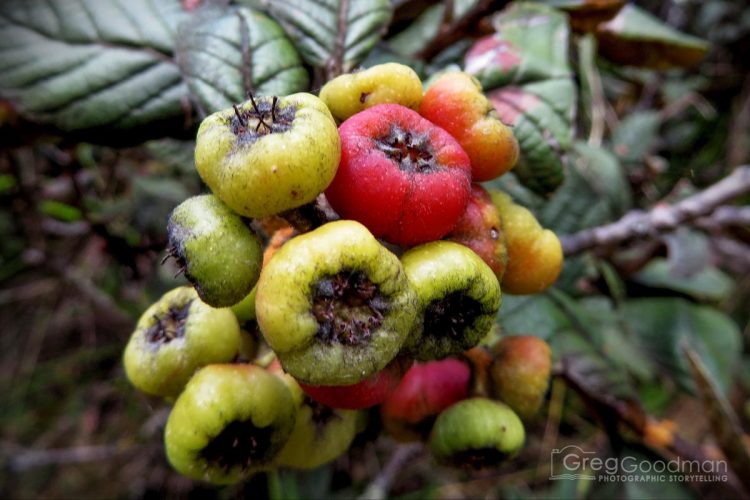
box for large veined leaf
[0,0,189,138]
[467,3,576,195]
[622,298,741,395]
[175,6,308,115]
[597,4,710,69]
[258,0,392,75]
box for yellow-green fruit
[231,285,257,324]
[164,364,296,484]
[490,335,551,420]
[430,398,525,468]
[167,195,262,307]
[255,220,418,386]
[195,93,340,218]
[123,287,240,399]
[272,369,359,469]
[489,191,563,294]
[319,63,423,121]
[401,241,501,361]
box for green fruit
[255,220,418,386]
[401,241,501,361]
[195,93,341,218]
[231,285,258,324]
[430,398,525,468]
[490,335,551,420]
[167,195,262,307]
[123,287,240,399]
[272,368,359,469]
[164,364,296,484]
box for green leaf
[684,347,750,491]
[632,258,735,302]
[596,4,710,69]
[535,0,625,33]
[386,0,479,58]
[175,6,308,115]
[259,0,391,74]
[467,3,576,195]
[39,200,82,222]
[0,0,190,138]
[540,141,630,234]
[611,111,661,163]
[621,298,741,395]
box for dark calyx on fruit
[146,300,192,345]
[304,395,341,435]
[375,125,438,174]
[199,419,274,471]
[448,446,510,469]
[424,292,482,339]
[231,95,295,145]
[312,271,388,346]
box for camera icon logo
[550,445,597,480]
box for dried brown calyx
[312,271,389,346]
[448,446,511,469]
[375,125,438,173]
[423,292,483,339]
[146,300,192,345]
[199,420,274,471]
[231,95,296,144]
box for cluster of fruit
[123,63,562,484]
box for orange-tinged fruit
[489,190,562,294]
[490,335,551,420]
[420,72,519,181]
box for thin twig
[359,443,423,500]
[416,0,504,61]
[7,445,138,472]
[561,166,750,256]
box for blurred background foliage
[0,0,749,498]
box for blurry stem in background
[578,34,607,147]
[359,442,423,500]
[536,376,565,482]
[561,165,750,256]
[556,358,750,498]
[6,444,139,472]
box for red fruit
[325,104,471,246]
[299,358,411,410]
[381,358,471,441]
[445,184,508,280]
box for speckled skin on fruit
[270,367,359,469]
[489,191,563,294]
[319,63,424,121]
[419,72,519,181]
[168,195,262,307]
[401,241,501,360]
[325,104,472,246]
[429,398,525,467]
[446,184,508,280]
[255,220,418,386]
[164,364,296,484]
[490,336,551,420]
[123,287,240,399]
[194,93,340,218]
